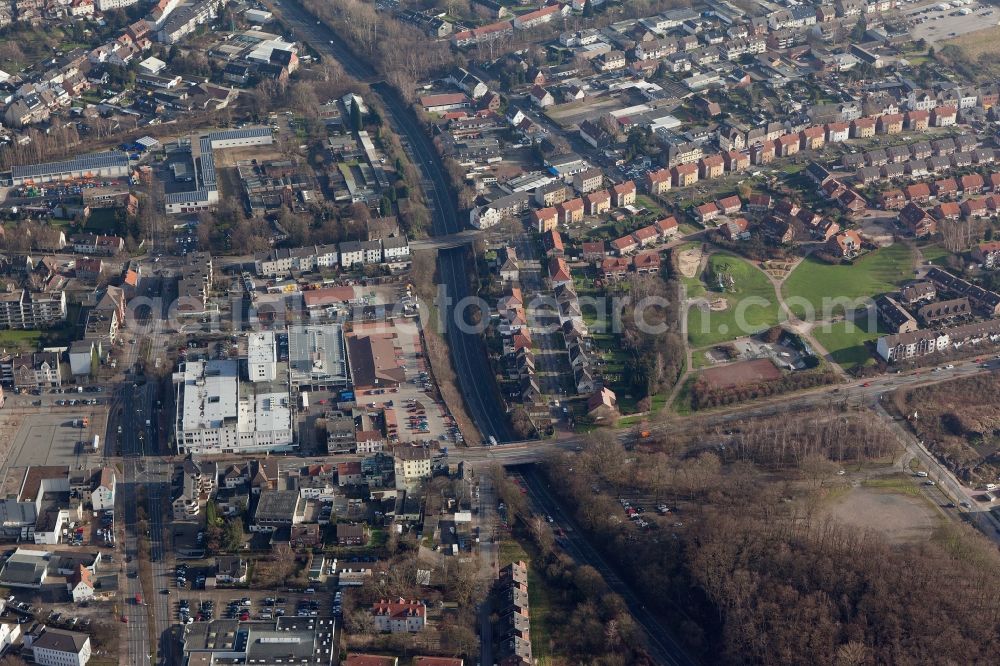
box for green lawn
[920,243,952,266]
[0,329,42,350]
[782,244,913,320]
[811,309,883,370]
[687,252,783,347]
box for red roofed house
[531,207,558,233]
[582,242,605,263]
[961,197,988,218]
[672,163,699,186]
[876,113,904,135]
[825,122,850,143]
[827,229,863,258]
[931,105,957,127]
[611,181,636,207]
[583,190,611,215]
[556,198,584,225]
[723,150,750,172]
[632,252,661,274]
[632,225,658,248]
[932,202,961,221]
[694,202,720,223]
[716,195,742,215]
[905,110,929,131]
[972,241,1000,269]
[600,257,630,280]
[548,257,572,286]
[611,235,637,255]
[800,126,825,150]
[371,598,426,633]
[932,177,958,197]
[543,229,564,256]
[420,93,471,113]
[645,168,672,195]
[879,189,906,210]
[904,182,932,203]
[751,140,776,165]
[720,217,750,241]
[851,117,876,138]
[776,133,800,157]
[654,216,679,238]
[989,173,1000,192]
[960,173,985,194]
[699,154,725,179]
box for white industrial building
[173,360,293,455]
[247,332,277,383]
[10,152,130,186]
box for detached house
[583,190,610,215]
[531,207,558,233]
[828,229,863,258]
[645,169,671,195]
[905,110,929,131]
[931,105,957,127]
[672,163,699,187]
[800,126,825,150]
[723,150,750,172]
[699,154,725,179]
[850,117,876,138]
[876,113,903,134]
[611,181,636,207]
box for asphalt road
[277,0,515,443]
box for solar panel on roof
[11,151,129,179]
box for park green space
[687,252,783,347]
[811,311,883,370]
[782,244,913,319]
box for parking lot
[167,568,338,627]
[906,1,997,43]
[0,410,108,484]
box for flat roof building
[10,151,129,186]
[173,360,293,455]
[287,324,349,388]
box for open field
[938,19,1000,54]
[687,253,783,347]
[700,358,782,390]
[811,312,883,370]
[826,477,942,544]
[782,244,913,319]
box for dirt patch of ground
[826,483,940,544]
[677,247,703,278]
[699,358,782,390]
[708,298,728,311]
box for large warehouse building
[165,127,273,214]
[9,152,130,186]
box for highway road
[275,0,516,444]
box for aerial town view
[0,0,996,662]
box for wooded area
[894,373,1000,486]
[537,408,1000,664]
